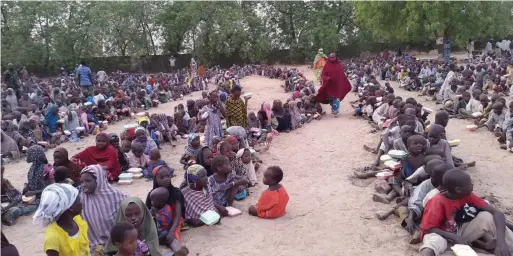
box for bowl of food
[466,124,478,131]
[380,155,393,164]
[471,112,483,118]
[375,171,394,180]
[384,160,401,170]
[22,195,36,204]
[127,168,143,174]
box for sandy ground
[3,66,513,256]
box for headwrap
[183,164,207,187]
[188,133,200,145]
[80,165,128,247]
[32,183,78,227]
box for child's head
[149,187,169,210]
[428,124,445,146]
[230,85,242,98]
[110,222,139,254]
[471,89,482,100]
[153,165,172,188]
[400,125,414,141]
[131,143,144,157]
[406,135,427,155]
[109,133,120,148]
[442,168,473,196]
[430,163,451,188]
[434,110,449,127]
[239,148,251,164]
[492,102,503,115]
[211,136,222,152]
[386,94,395,105]
[121,140,131,153]
[95,133,109,150]
[248,111,257,121]
[224,136,240,152]
[185,164,208,190]
[461,91,471,102]
[479,94,489,108]
[54,166,69,184]
[211,155,231,175]
[149,148,160,161]
[188,133,201,148]
[263,166,283,186]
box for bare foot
[372,193,390,204]
[375,211,391,220]
[465,161,476,168]
[409,230,422,244]
[175,246,189,256]
[363,145,377,154]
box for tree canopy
[1,1,512,71]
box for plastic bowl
[200,210,220,226]
[449,139,461,147]
[471,112,483,118]
[375,171,394,180]
[466,124,478,131]
[384,160,401,170]
[127,168,143,174]
[380,155,393,164]
[22,195,36,204]
[388,150,408,159]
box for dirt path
[3,66,512,256]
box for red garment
[255,185,289,219]
[74,145,121,181]
[420,193,487,237]
[316,59,352,104]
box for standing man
[76,60,92,93]
[2,63,21,99]
[169,55,176,71]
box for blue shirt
[77,66,92,86]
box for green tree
[355,1,513,46]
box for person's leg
[419,233,448,256]
[459,211,513,247]
[331,98,340,115]
[226,186,238,207]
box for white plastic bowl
[375,171,394,180]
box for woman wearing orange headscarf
[313,48,327,84]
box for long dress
[203,105,224,148]
[313,52,327,84]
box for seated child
[145,148,171,179]
[419,169,513,256]
[373,135,427,204]
[248,166,289,219]
[427,124,455,168]
[208,156,249,207]
[149,187,189,256]
[128,143,149,169]
[482,102,505,132]
[403,162,451,244]
[393,125,415,152]
[180,133,201,170]
[109,222,149,256]
[180,165,226,226]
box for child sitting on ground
[427,124,455,168]
[149,187,189,256]
[128,143,149,169]
[208,156,249,207]
[180,133,202,170]
[109,222,150,256]
[373,135,427,204]
[419,168,513,256]
[145,148,171,179]
[248,166,289,219]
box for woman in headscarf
[195,146,214,176]
[53,147,82,186]
[5,88,18,112]
[72,133,121,182]
[313,48,327,84]
[180,164,220,226]
[80,165,128,254]
[24,144,48,197]
[131,128,157,156]
[1,121,25,152]
[1,131,21,161]
[316,52,352,117]
[32,183,89,256]
[201,91,225,148]
[44,104,60,144]
[63,110,81,142]
[102,197,163,256]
